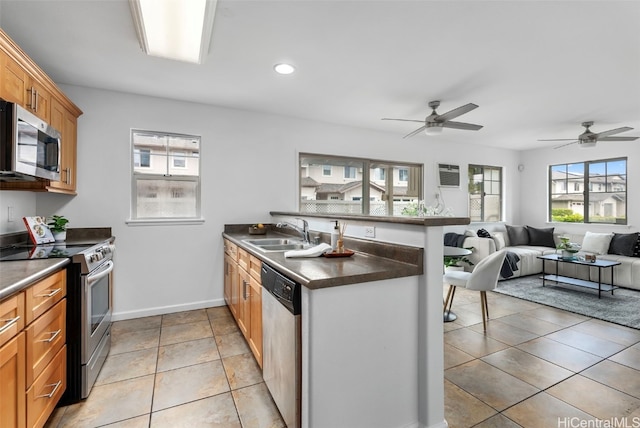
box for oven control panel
[72,239,115,274]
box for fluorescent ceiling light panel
[130,0,216,64]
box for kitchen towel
[284,243,332,258]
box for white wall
[0,191,36,233]
[5,84,521,319]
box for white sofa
[460,226,640,291]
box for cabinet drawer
[26,345,66,428]
[249,255,262,282]
[224,239,238,261]
[26,299,66,387]
[25,270,66,325]
[238,248,250,272]
[0,292,24,347]
[0,332,26,428]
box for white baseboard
[111,298,226,321]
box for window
[172,151,186,168]
[468,165,502,222]
[131,130,201,221]
[134,148,150,168]
[299,153,423,216]
[344,166,356,179]
[550,157,627,224]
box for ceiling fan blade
[594,126,633,139]
[435,103,479,122]
[403,126,427,139]
[553,140,579,149]
[381,118,424,123]
[538,139,576,141]
[442,121,483,131]
[598,136,638,141]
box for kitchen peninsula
[224,212,469,428]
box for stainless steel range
[62,238,115,403]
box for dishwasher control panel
[261,263,301,315]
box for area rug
[493,275,640,330]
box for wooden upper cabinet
[0,28,82,195]
[26,77,51,123]
[0,48,28,105]
[48,97,77,192]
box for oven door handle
[87,260,114,286]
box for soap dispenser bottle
[331,221,339,251]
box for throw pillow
[608,232,639,256]
[477,228,491,238]
[506,225,529,246]
[634,237,640,258]
[581,231,614,255]
[526,226,556,248]
[492,232,506,250]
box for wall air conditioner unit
[437,163,460,188]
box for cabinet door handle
[0,316,20,334]
[38,380,62,398]
[27,87,35,110]
[66,167,72,185]
[243,280,248,300]
[37,288,62,298]
[34,89,38,111]
[38,329,62,343]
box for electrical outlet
[364,226,375,238]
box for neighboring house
[550,170,626,219]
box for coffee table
[537,254,620,298]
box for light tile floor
[444,284,640,428]
[44,286,640,428]
[45,306,286,428]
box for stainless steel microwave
[0,99,61,181]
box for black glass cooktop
[0,243,93,261]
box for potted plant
[444,248,475,272]
[48,215,69,242]
[556,236,580,260]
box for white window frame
[128,129,203,225]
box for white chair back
[465,250,506,291]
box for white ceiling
[2,0,639,151]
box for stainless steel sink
[243,238,313,252]
[245,238,301,246]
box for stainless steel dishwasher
[261,263,301,428]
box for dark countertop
[223,227,423,290]
[270,211,471,227]
[0,258,69,300]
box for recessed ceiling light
[274,63,296,75]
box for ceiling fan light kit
[382,100,483,138]
[425,123,444,135]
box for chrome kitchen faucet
[276,219,310,244]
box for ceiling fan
[539,121,639,149]
[382,100,483,138]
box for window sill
[126,218,205,226]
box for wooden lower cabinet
[0,332,26,428]
[224,251,238,320]
[0,269,67,428]
[26,346,66,428]
[248,274,262,368]
[223,239,263,367]
[237,266,250,338]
